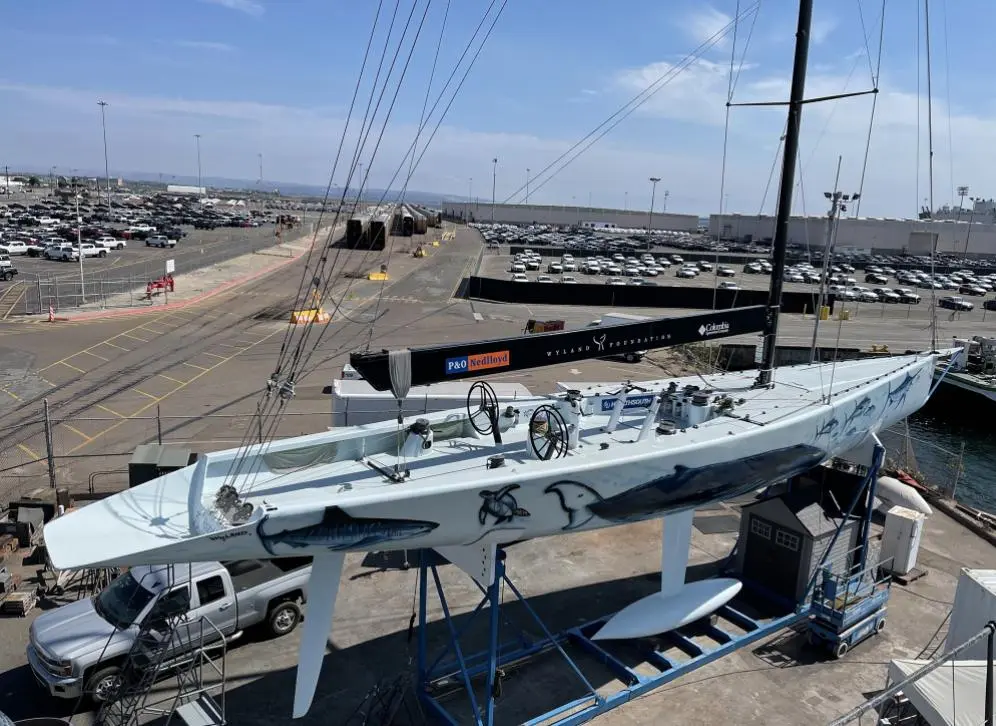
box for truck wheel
[86,665,122,704]
[876,617,886,634]
[116,244,124,250]
[99,250,107,258]
[834,641,849,659]
[267,601,301,637]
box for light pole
[956,185,969,221]
[97,100,111,218]
[662,189,670,213]
[648,176,661,247]
[75,187,85,303]
[468,177,473,220]
[810,184,859,362]
[491,157,497,223]
[525,168,530,204]
[194,134,202,191]
[624,191,628,211]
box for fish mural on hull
[886,370,920,409]
[546,444,826,530]
[258,507,438,555]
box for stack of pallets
[1,588,37,617]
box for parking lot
[479,248,996,321]
[0,188,320,314]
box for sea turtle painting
[478,484,531,525]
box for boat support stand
[415,547,810,726]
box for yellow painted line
[96,403,125,418]
[17,443,40,461]
[103,340,131,351]
[82,350,110,362]
[183,362,209,371]
[132,388,159,400]
[63,423,92,441]
[1,287,27,319]
[121,332,150,342]
[203,352,226,359]
[40,378,56,387]
[158,373,188,385]
[66,329,282,455]
[58,360,88,374]
[3,388,20,401]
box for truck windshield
[94,572,156,630]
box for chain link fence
[0,404,332,505]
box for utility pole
[3,165,8,198]
[491,157,497,223]
[525,168,530,204]
[810,158,858,363]
[194,134,202,191]
[97,100,111,218]
[647,176,661,248]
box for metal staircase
[96,590,227,726]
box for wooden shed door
[743,514,804,601]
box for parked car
[938,295,974,311]
[716,266,736,277]
[894,288,921,304]
[0,255,18,281]
[675,267,698,278]
[27,558,312,704]
[79,243,107,259]
[0,240,28,256]
[510,272,528,282]
[145,235,177,248]
[717,281,740,290]
[959,284,987,296]
[865,273,888,284]
[94,236,125,251]
[983,299,996,311]
[44,244,78,261]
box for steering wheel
[467,381,499,435]
[528,405,569,460]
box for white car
[536,275,555,283]
[547,262,563,274]
[717,281,740,290]
[0,240,27,255]
[509,262,526,273]
[676,267,698,278]
[511,272,529,282]
[856,290,879,303]
[606,277,627,286]
[95,236,125,251]
[562,261,577,272]
[561,275,578,284]
[44,244,78,261]
[146,235,177,248]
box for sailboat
[42,1,955,719]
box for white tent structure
[888,659,994,726]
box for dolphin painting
[546,444,826,529]
[258,506,438,555]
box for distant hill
[11,166,462,206]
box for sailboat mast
[756,0,815,387]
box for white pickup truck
[146,234,177,248]
[27,557,312,704]
[94,235,125,251]
[79,243,107,259]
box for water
[886,394,996,513]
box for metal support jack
[415,545,812,726]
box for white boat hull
[44,354,937,570]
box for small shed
[734,480,863,604]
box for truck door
[192,574,237,642]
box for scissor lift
[808,560,892,659]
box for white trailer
[332,378,534,427]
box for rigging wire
[500,2,761,205]
[366,0,453,351]
[852,0,887,218]
[924,0,938,351]
[941,0,954,208]
[227,0,509,494]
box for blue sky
[2,0,994,217]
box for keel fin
[293,552,344,718]
[435,542,497,588]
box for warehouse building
[441,201,699,233]
[709,213,996,257]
